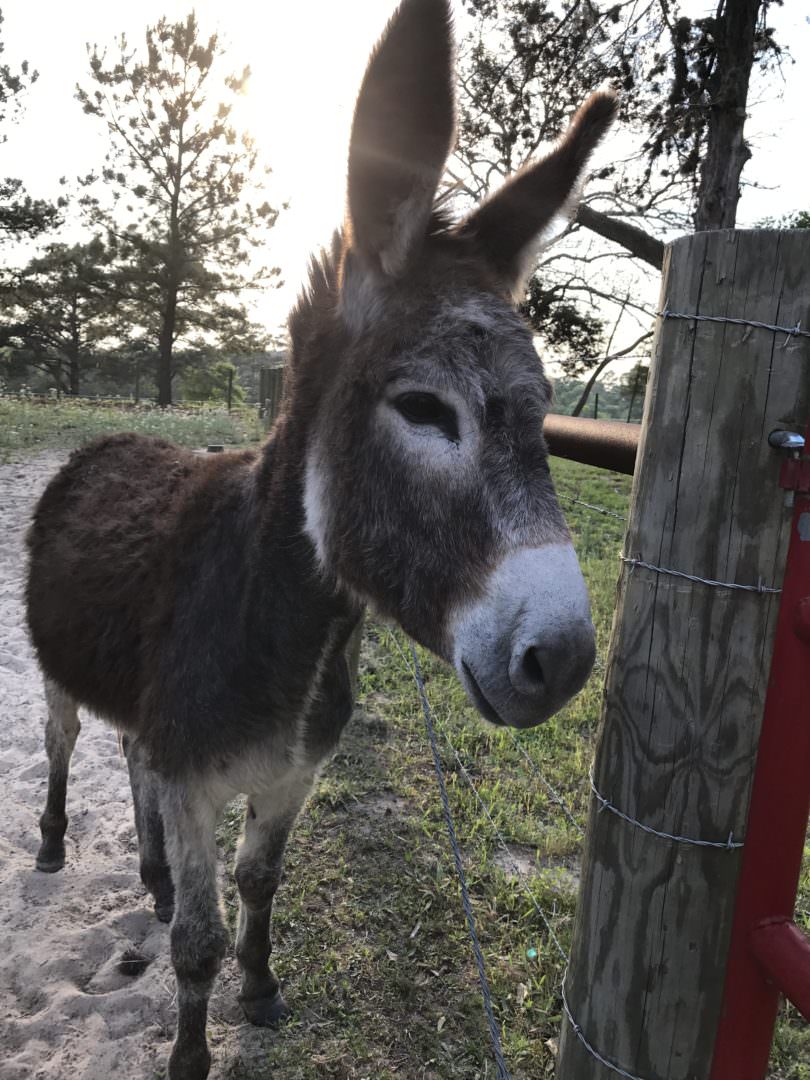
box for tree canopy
[0,9,62,245]
[453,0,783,397]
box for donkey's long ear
[346,0,455,278]
[456,91,618,296]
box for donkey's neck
[243,413,360,716]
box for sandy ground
[0,452,273,1080]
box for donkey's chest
[170,622,356,795]
[205,676,353,801]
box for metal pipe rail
[543,414,639,476]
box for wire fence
[556,490,628,524]
[389,627,661,1080]
[390,628,672,1080]
[386,460,804,1080]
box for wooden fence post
[557,230,810,1079]
[260,366,285,431]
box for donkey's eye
[394,392,459,442]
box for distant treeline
[552,368,648,422]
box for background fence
[259,365,285,428]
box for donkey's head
[294,0,616,728]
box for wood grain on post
[558,230,810,1079]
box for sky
[2,0,809,349]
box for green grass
[6,408,806,1077]
[0,393,262,460]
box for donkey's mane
[288,231,344,351]
[288,209,467,354]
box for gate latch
[769,430,810,501]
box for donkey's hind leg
[122,735,175,923]
[35,677,81,872]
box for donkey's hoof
[35,842,65,873]
[168,1041,211,1080]
[240,989,291,1027]
[154,900,175,924]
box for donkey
[26,1,615,1077]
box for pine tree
[1,239,116,395]
[77,13,280,405]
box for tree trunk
[157,101,186,408]
[625,366,643,423]
[69,295,81,396]
[571,356,613,417]
[69,356,80,397]
[694,0,759,231]
[158,294,176,407]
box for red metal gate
[710,423,810,1077]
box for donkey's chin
[451,544,597,730]
[459,660,507,727]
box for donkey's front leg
[161,782,228,1080]
[122,735,174,922]
[234,780,313,1025]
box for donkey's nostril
[508,628,595,706]
[521,647,545,689]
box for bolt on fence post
[557,229,810,1080]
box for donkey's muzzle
[452,544,595,729]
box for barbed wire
[589,768,744,850]
[503,729,585,837]
[561,977,650,1080]
[659,308,810,342]
[391,633,571,961]
[437,721,571,963]
[621,555,781,594]
[557,490,628,523]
